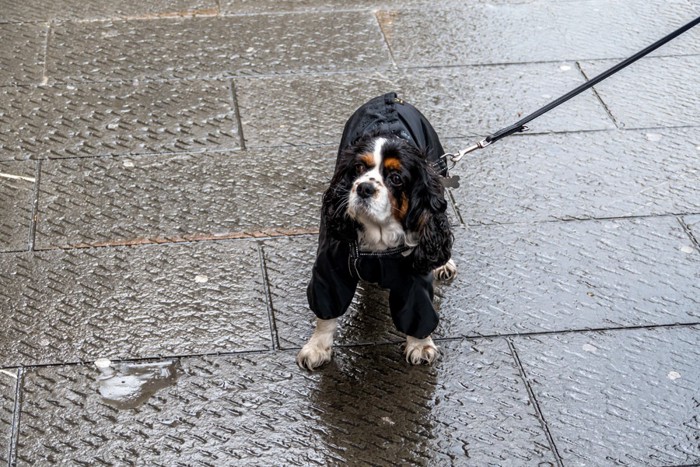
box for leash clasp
[443,138,492,167]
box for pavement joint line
[374,11,398,70]
[2,323,699,372]
[7,367,23,467]
[576,60,621,129]
[257,242,279,351]
[507,338,564,467]
[676,216,700,252]
[27,160,41,252]
[229,79,247,150]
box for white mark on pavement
[0,369,17,379]
[0,172,36,183]
[95,358,112,369]
[122,160,135,168]
[681,245,695,254]
[645,133,662,142]
[667,371,681,381]
[582,343,597,353]
[560,65,572,71]
[194,275,209,283]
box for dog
[296,93,456,371]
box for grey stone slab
[265,217,700,347]
[235,73,400,147]
[440,217,700,337]
[0,369,17,465]
[46,13,391,82]
[450,128,700,225]
[581,55,700,129]
[0,0,217,23]
[0,23,46,86]
[514,327,700,466]
[236,64,612,148]
[219,0,536,14]
[379,0,700,68]
[17,339,556,465]
[0,161,35,252]
[36,148,335,249]
[0,240,270,367]
[401,64,615,138]
[0,80,239,161]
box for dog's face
[322,135,453,274]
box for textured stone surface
[439,217,700,337]
[17,339,557,465]
[0,0,217,23]
[379,0,700,68]
[0,240,270,367]
[581,55,700,129]
[36,147,334,249]
[0,369,17,465]
[0,23,46,86]
[0,161,35,252]
[0,80,239,161]
[450,128,700,224]
[684,215,700,249]
[514,327,700,466]
[236,63,613,148]
[46,13,391,82]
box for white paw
[296,342,333,371]
[404,335,440,365]
[434,259,457,281]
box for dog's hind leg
[296,318,337,371]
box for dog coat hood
[337,92,449,177]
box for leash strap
[445,14,700,165]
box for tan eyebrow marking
[359,153,375,167]
[383,158,401,171]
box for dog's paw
[434,259,457,281]
[296,343,333,371]
[404,336,440,365]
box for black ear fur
[406,157,453,275]
[321,147,360,242]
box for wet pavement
[1,0,699,465]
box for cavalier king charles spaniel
[297,93,456,371]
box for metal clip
[443,138,491,166]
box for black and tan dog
[297,93,455,370]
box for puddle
[95,359,179,410]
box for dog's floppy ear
[321,147,359,242]
[405,160,453,275]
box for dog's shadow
[309,343,439,464]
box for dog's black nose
[356,182,376,199]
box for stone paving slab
[236,63,612,148]
[378,0,700,68]
[264,217,700,348]
[0,0,217,23]
[36,148,334,249]
[0,161,35,252]
[46,13,390,83]
[0,23,46,86]
[0,240,270,367]
[0,369,17,465]
[450,128,700,225]
[513,326,700,466]
[581,55,700,130]
[16,339,557,465]
[0,80,239,161]
[441,217,700,337]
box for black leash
[443,14,700,166]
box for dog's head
[322,135,452,274]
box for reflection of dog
[297,93,456,371]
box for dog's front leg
[405,335,439,365]
[296,318,337,371]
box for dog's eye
[355,163,366,175]
[388,173,403,186]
